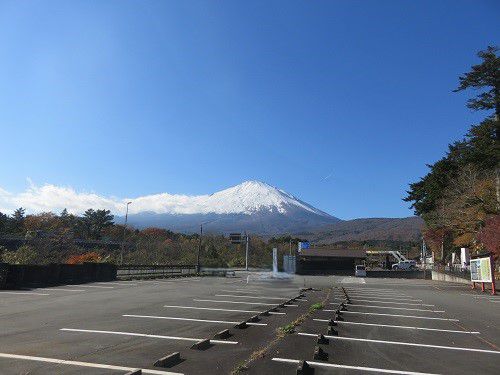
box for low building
[296,247,366,275]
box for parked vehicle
[392,260,417,271]
[355,264,367,277]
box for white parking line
[194,299,298,307]
[343,294,412,299]
[220,289,258,293]
[68,285,114,289]
[96,282,139,286]
[467,295,499,299]
[340,277,366,284]
[37,288,86,292]
[324,310,459,321]
[0,291,50,296]
[60,328,238,344]
[343,290,411,296]
[344,287,408,292]
[335,304,444,313]
[0,353,181,375]
[234,289,262,293]
[123,314,267,326]
[343,287,410,293]
[215,294,297,301]
[335,298,434,307]
[272,357,439,375]
[374,282,465,288]
[337,292,415,299]
[298,333,500,354]
[312,319,480,334]
[339,295,423,302]
[163,305,286,314]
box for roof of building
[298,247,366,258]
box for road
[0,273,498,374]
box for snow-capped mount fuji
[125,181,340,234]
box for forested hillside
[0,208,420,268]
[309,217,423,243]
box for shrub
[1,245,38,264]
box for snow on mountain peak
[0,180,332,218]
[200,180,329,216]
[128,180,330,216]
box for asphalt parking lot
[1,274,499,374]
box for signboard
[460,248,470,267]
[470,257,492,283]
[298,241,310,250]
[229,233,243,244]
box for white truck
[355,265,367,277]
[391,260,417,271]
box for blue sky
[0,0,498,219]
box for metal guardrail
[117,264,197,279]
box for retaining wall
[366,270,430,279]
[1,263,117,289]
[431,270,469,284]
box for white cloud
[0,180,320,216]
[0,183,124,215]
[0,182,217,215]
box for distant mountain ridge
[126,181,340,234]
[306,217,424,243]
[123,181,422,240]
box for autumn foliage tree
[405,46,499,262]
[477,216,500,260]
[66,252,102,264]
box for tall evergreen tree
[81,209,114,240]
[454,46,500,209]
[454,46,499,119]
[11,207,26,234]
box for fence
[117,264,198,279]
[1,262,117,289]
[283,255,296,274]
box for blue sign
[299,241,310,250]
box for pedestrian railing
[117,264,197,279]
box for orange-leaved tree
[66,251,102,264]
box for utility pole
[421,237,428,279]
[289,238,292,256]
[245,231,249,271]
[197,224,203,273]
[120,201,132,265]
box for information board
[470,257,492,283]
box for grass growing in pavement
[277,302,323,336]
[309,302,324,312]
[231,289,332,374]
[278,322,296,335]
[233,362,249,373]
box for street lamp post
[197,223,203,273]
[245,232,249,271]
[120,201,132,265]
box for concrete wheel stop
[153,352,183,367]
[190,339,212,350]
[296,360,315,375]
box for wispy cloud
[322,171,334,181]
